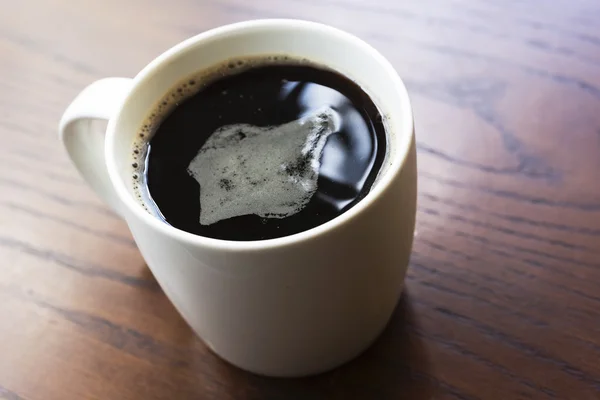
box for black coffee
[132,57,388,241]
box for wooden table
[2,0,600,399]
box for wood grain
[1,0,599,398]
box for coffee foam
[187,107,340,225]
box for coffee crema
[131,56,388,241]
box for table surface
[2,0,600,399]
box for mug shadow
[216,289,436,400]
[138,262,159,283]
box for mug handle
[59,78,133,217]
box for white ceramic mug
[59,19,417,377]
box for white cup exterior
[60,20,417,377]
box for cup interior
[107,19,413,243]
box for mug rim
[106,19,414,251]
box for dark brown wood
[1,0,600,398]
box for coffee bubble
[187,107,341,225]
